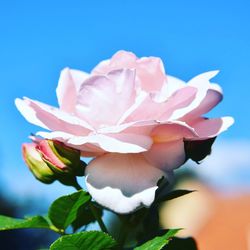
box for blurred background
[0,0,249,249]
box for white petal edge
[85,180,158,214]
[169,71,219,120]
[85,153,171,214]
[15,98,49,129]
[56,68,89,111]
[191,116,235,140]
[37,131,153,153]
[18,97,93,133]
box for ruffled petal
[37,131,152,154]
[92,50,137,74]
[91,59,111,74]
[75,69,136,128]
[182,83,223,121]
[92,50,166,92]
[165,75,186,98]
[150,122,198,143]
[125,86,197,122]
[15,98,49,130]
[56,68,89,112]
[169,71,219,120]
[85,153,171,213]
[143,139,186,171]
[188,116,234,139]
[136,56,166,92]
[16,98,92,135]
[143,122,198,171]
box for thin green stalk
[50,225,65,235]
[117,215,131,249]
[72,181,82,191]
[88,202,109,234]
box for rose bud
[22,143,55,184]
[36,140,86,177]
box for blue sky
[0,0,249,204]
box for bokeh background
[0,1,249,249]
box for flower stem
[72,180,109,234]
[50,225,65,235]
[88,202,109,234]
[72,181,82,191]
[117,215,130,249]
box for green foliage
[0,189,196,250]
[50,231,117,250]
[48,190,91,230]
[0,215,50,230]
[135,229,181,250]
[72,203,103,232]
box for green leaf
[135,229,181,250]
[0,215,50,231]
[48,190,91,230]
[72,203,103,232]
[50,231,117,250]
[155,190,195,204]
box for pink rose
[16,51,234,213]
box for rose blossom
[15,51,234,213]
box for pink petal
[15,98,49,130]
[182,83,223,120]
[16,98,92,135]
[169,71,219,120]
[150,122,198,142]
[56,68,89,112]
[143,139,186,171]
[85,153,171,213]
[136,56,166,92]
[36,131,106,156]
[36,131,104,157]
[188,116,234,139]
[165,75,186,98]
[92,50,137,74]
[150,75,185,103]
[75,69,136,128]
[67,133,152,153]
[98,119,196,139]
[92,51,166,92]
[91,59,111,74]
[159,86,198,121]
[142,122,198,171]
[97,119,159,135]
[37,131,152,154]
[124,86,197,123]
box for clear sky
[0,0,249,204]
